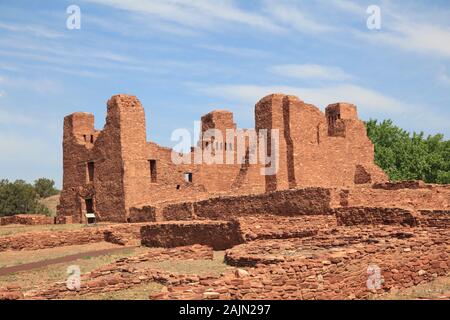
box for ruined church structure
[57,93,389,223]
[3,94,448,301]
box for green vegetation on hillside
[0,178,59,217]
[34,178,59,198]
[365,119,450,184]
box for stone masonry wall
[334,207,418,226]
[343,183,450,210]
[58,92,388,222]
[140,220,244,250]
[0,214,54,226]
[160,187,333,220]
[255,94,387,191]
[0,223,147,251]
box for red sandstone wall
[0,228,105,251]
[343,183,450,210]
[255,94,387,190]
[159,187,333,220]
[128,205,156,223]
[58,97,131,223]
[59,93,389,222]
[0,214,54,226]
[334,207,418,226]
[418,210,450,228]
[0,224,147,251]
[140,220,244,250]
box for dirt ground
[0,245,149,293]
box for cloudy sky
[0,0,449,186]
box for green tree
[365,119,450,184]
[34,178,59,198]
[0,179,50,217]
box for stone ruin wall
[341,181,450,210]
[0,214,55,226]
[57,92,407,224]
[159,187,333,221]
[255,94,387,191]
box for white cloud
[199,44,270,59]
[328,0,450,59]
[0,74,61,95]
[190,81,449,137]
[354,22,450,59]
[269,64,352,81]
[437,68,450,86]
[0,131,59,167]
[264,1,335,34]
[85,0,283,33]
[192,83,408,115]
[323,0,366,16]
[0,90,5,98]
[0,108,37,126]
[0,22,64,39]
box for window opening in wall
[176,185,180,190]
[83,134,87,142]
[184,172,193,183]
[87,161,94,182]
[90,135,94,143]
[149,160,157,183]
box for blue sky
[0,0,449,187]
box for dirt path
[0,246,137,276]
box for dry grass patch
[39,194,60,216]
[0,247,148,293]
[69,282,163,300]
[0,223,113,237]
[376,274,450,300]
[134,251,230,276]
[0,242,124,268]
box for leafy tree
[365,119,450,184]
[0,179,50,217]
[34,178,59,198]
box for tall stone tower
[58,95,150,223]
[255,94,301,192]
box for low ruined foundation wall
[0,228,105,251]
[334,207,418,226]
[418,210,450,228]
[128,206,157,223]
[343,182,450,211]
[18,244,214,300]
[219,226,450,299]
[226,239,449,299]
[140,220,244,250]
[0,214,55,226]
[160,187,332,221]
[0,223,149,251]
